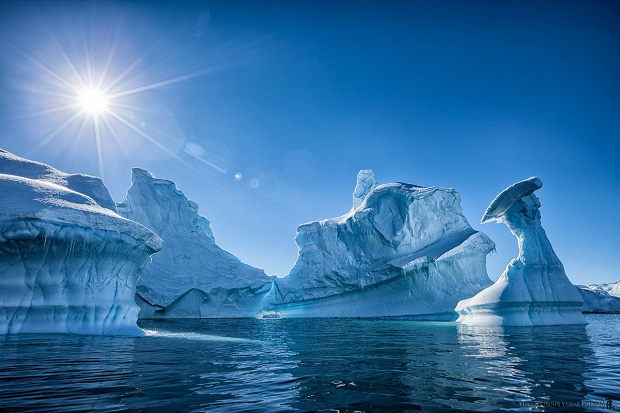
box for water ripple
[0,316,618,412]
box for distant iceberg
[577,281,620,313]
[117,169,273,318]
[456,177,587,326]
[0,149,161,335]
[263,170,495,319]
[583,280,620,298]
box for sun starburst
[14,37,226,182]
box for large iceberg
[117,168,273,318]
[0,149,161,335]
[456,177,587,326]
[263,170,495,319]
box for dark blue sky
[1,0,619,283]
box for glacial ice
[456,177,587,326]
[352,169,377,209]
[577,282,620,313]
[117,168,273,318]
[0,149,161,335]
[263,170,495,319]
[586,280,620,298]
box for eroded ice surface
[264,170,495,319]
[117,169,273,318]
[0,149,161,335]
[456,177,587,326]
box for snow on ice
[0,149,161,335]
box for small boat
[260,312,282,319]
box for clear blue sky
[1,0,618,284]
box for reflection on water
[458,323,600,411]
[0,316,618,412]
[584,315,620,409]
[0,334,138,412]
[143,328,264,344]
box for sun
[19,35,227,182]
[77,87,109,116]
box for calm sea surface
[0,314,618,412]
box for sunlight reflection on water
[143,328,263,344]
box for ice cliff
[117,169,273,318]
[0,149,161,335]
[456,177,587,326]
[264,170,495,319]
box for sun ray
[187,152,228,174]
[52,39,88,90]
[83,38,95,87]
[105,108,221,178]
[20,86,78,100]
[105,108,187,162]
[108,70,214,99]
[103,102,147,113]
[100,112,132,159]
[18,49,81,94]
[97,42,117,90]
[102,54,144,93]
[93,115,105,180]
[68,116,91,159]
[27,110,83,156]
[28,103,80,117]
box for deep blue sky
[0,0,619,284]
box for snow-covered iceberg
[0,149,161,335]
[117,169,273,318]
[577,282,620,313]
[263,170,495,319]
[456,177,587,326]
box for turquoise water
[1,314,618,412]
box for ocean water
[1,314,618,412]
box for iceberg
[0,149,161,335]
[456,177,587,326]
[577,282,620,313]
[263,170,495,319]
[117,169,273,318]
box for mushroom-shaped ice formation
[0,149,162,335]
[455,177,587,326]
